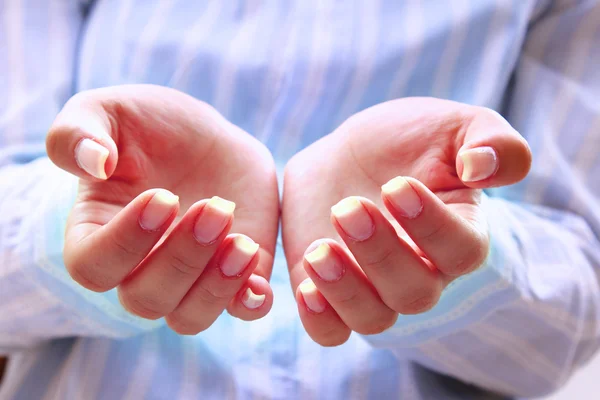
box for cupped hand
[46,85,279,334]
[282,98,531,346]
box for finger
[165,234,261,335]
[118,196,235,319]
[296,278,351,347]
[229,165,279,281]
[64,188,179,292]
[46,85,224,181]
[456,107,532,188]
[46,92,118,180]
[226,274,273,321]
[303,239,398,335]
[217,123,279,283]
[330,196,444,314]
[382,176,488,277]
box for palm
[70,86,279,275]
[283,99,480,279]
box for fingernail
[220,235,259,277]
[193,196,235,244]
[75,138,109,179]
[242,287,265,309]
[381,177,423,218]
[299,278,326,313]
[139,190,179,231]
[304,243,343,282]
[459,146,498,182]
[331,197,374,241]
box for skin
[47,87,531,344]
[282,98,531,346]
[46,85,279,334]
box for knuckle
[453,240,489,276]
[314,328,351,347]
[169,252,204,276]
[329,289,360,307]
[118,291,165,320]
[352,312,398,336]
[108,233,147,262]
[196,282,233,307]
[390,289,440,315]
[417,220,448,243]
[166,314,211,335]
[67,261,113,292]
[362,248,395,271]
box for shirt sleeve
[0,0,161,354]
[360,1,600,397]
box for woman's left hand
[282,98,532,346]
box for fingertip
[46,94,118,180]
[457,137,532,188]
[515,135,533,180]
[457,146,499,184]
[297,277,328,313]
[138,189,180,232]
[295,281,351,347]
[190,197,235,245]
[458,109,532,188]
[242,287,267,310]
[227,274,273,320]
[74,138,110,180]
[380,176,425,219]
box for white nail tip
[381,176,410,194]
[298,278,326,313]
[242,288,265,309]
[299,278,318,295]
[75,138,109,179]
[331,197,362,217]
[208,196,236,214]
[234,235,260,256]
[152,190,179,207]
[304,243,330,265]
[459,146,498,182]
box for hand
[46,85,279,334]
[282,98,531,346]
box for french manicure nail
[459,146,498,182]
[304,243,343,282]
[75,138,109,179]
[193,196,235,244]
[220,235,259,277]
[299,278,326,313]
[242,287,265,309]
[139,190,179,231]
[381,177,423,218]
[331,197,374,241]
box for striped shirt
[1,0,600,399]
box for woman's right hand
[46,85,279,334]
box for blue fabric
[1,0,600,398]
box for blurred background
[547,355,600,400]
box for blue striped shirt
[1,0,600,399]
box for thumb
[456,107,532,188]
[46,91,118,181]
